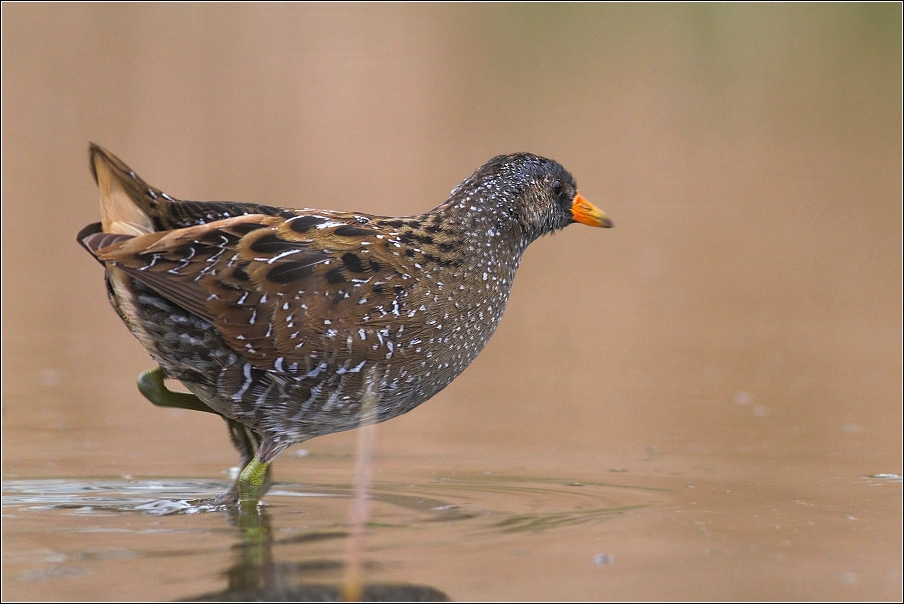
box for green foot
[136,367,218,415]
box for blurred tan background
[2,4,901,601]
[3,3,899,474]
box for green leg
[138,366,275,507]
[226,422,274,505]
[137,366,219,415]
[227,420,260,469]
[238,457,272,503]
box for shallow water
[3,4,901,601]
[3,465,900,600]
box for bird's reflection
[185,502,450,602]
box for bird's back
[79,145,513,442]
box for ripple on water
[2,474,664,535]
[864,473,902,482]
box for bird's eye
[550,180,562,196]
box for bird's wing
[82,211,423,370]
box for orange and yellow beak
[570,192,613,228]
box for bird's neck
[429,192,529,263]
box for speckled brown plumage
[78,144,612,503]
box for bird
[78,144,612,506]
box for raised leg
[137,366,219,415]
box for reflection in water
[194,504,449,602]
[2,475,651,601]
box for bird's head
[452,153,612,246]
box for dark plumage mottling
[78,144,611,502]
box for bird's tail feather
[90,143,161,236]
